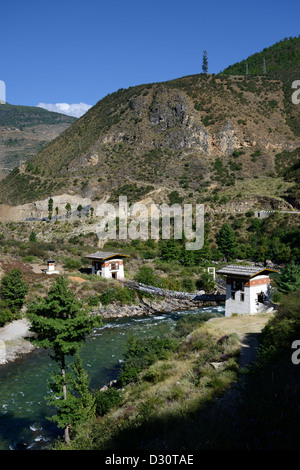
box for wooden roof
[85,251,130,261]
[217,265,279,278]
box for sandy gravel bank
[0,318,35,365]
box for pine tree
[202,50,208,73]
[65,203,71,219]
[216,223,237,260]
[160,239,182,262]
[46,354,96,437]
[29,230,37,242]
[77,204,83,219]
[1,268,28,312]
[27,277,100,445]
[48,198,54,220]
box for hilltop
[222,35,300,137]
[0,103,76,175]
[0,36,299,214]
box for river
[0,305,224,450]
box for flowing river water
[0,305,224,450]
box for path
[205,313,272,368]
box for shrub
[118,335,179,386]
[168,191,184,205]
[196,272,215,291]
[0,304,14,327]
[63,257,81,270]
[22,255,39,263]
[181,277,195,292]
[144,367,162,383]
[87,295,100,306]
[276,263,300,293]
[94,387,123,416]
[100,287,135,306]
[135,266,160,286]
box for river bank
[0,318,35,365]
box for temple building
[217,265,279,317]
[85,251,130,279]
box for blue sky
[1,0,299,116]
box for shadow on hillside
[93,340,300,451]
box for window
[110,262,119,271]
[240,293,245,302]
[231,280,245,291]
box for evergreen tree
[77,204,83,219]
[65,203,71,219]
[1,268,28,312]
[202,50,208,73]
[46,354,96,437]
[216,223,237,260]
[276,263,300,293]
[29,230,37,242]
[48,198,54,220]
[27,277,100,445]
[160,239,182,262]
[181,248,195,267]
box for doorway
[257,292,264,303]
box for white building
[85,251,130,279]
[217,265,279,317]
[45,259,59,275]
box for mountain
[0,103,76,175]
[0,37,300,211]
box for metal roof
[216,265,279,278]
[85,251,130,260]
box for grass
[220,176,294,200]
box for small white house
[46,259,59,275]
[217,265,279,317]
[85,251,130,280]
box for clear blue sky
[1,0,299,115]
